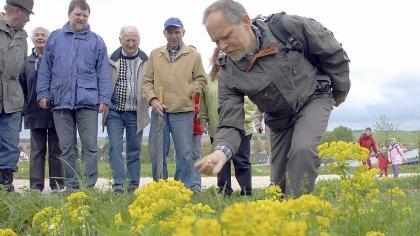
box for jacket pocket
[77,79,98,106]
[264,112,292,131]
[50,83,62,106]
[249,82,292,114]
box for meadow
[1,141,419,236]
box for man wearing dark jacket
[196,0,350,197]
[19,26,64,193]
[0,0,34,192]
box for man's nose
[218,41,228,52]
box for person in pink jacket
[388,138,405,177]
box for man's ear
[241,14,252,27]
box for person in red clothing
[357,127,378,169]
[191,95,203,193]
[377,147,389,177]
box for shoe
[113,189,124,194]
[1,170,14,192]
[51,188,64,194]
[31,189,42,194]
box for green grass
[1,176,419,235]
[15,161,420,179]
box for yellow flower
[115,212,123,225]
[317,216,330,227]
[32,206,63,235]
[283,221,307,236]
[366,231,385,236]
[195,218,222,236]
[264,185,282,200]
[387,187,406,197]
[0,228,18,236]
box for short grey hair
[31,26,50,38]
[202,0,248,25]
[119,25,140,39]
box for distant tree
[373,115,399,147]
[321,125,354,143]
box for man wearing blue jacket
[37,0,111,191]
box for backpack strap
[263,12,319,68]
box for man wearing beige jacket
[142,17,206,190]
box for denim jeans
[0,112,21,171]
[191,134,202,192]
[53,108,98,189]
[149,111,194,188]
[106,110,143,190]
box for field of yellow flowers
[1,141,419,236]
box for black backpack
[255,12,319,68]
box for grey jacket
[214,14,350,154]
[102,47,150,133]
[0,16,27,113]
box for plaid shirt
[167,42,182,62]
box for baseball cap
[164,17,183,29]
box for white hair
[119,25,140,39]
[31,26,50,41]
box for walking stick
[156,87,165,179]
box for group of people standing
[0,0,259,195]
[2,0,352,198]
[358,127,405,177]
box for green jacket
[214,14,350,154]
[0,16,27,113]
[198,74,257,137]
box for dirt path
[11,173,419,194]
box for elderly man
[19,26,64,193]
[103,26,149,193]
[0,0,33,192]
[142,17,206,191]
[196,0,350,197]
[37,0,111,191]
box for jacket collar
[109,47,148,62]
[231,20,279,71]
[0,17,27,39]
[159,42,191,62]
[62,22,90,38]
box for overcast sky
[3,0,419,135]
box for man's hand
[38,99,49,109]
[194,150,228,175]
[200,120,208,134]
[98,103,109,113]
[151,98,165,116]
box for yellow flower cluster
[158,203,215,234]
[32,191,91,235]
[0,228,17,236]
[32,206,62,235]
[172,216,222,236]
[128,179,215,234]
[387,187,406,197]
[64,191,91,224]
[318,141,369,162]
[221,195,333,236]
[365,231,385,236]
[264,185,283,200]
